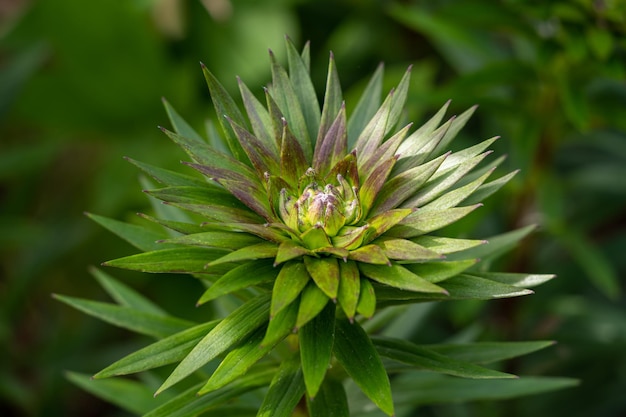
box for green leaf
[270,261,310,318]
[300,302,336,399]
[446,225,536,261]
[318,52,344,146]
[125,157,206,187]
[373,237,443,262]
[307,377,350,417]
[425,340,556,365]
[207,242,279,267]
[145,368,274,417]
[103,247,229,274]
[337,260,360,321]
[87,213,173,252]
[160,231,262,250]
[137,213,205,235]
[422,168,494,211]
[262,298,299,347]
[304,256,340,300]
[275,240,313,265]
[199,326,274,394]
[462,169,519,205]
[373,337,516,379]
[296,282,330,330]
[238,77,277,154]
[156,294,271,395]
[349,244,391,265]
[197,260,278,305]
[389,374,578,406]
[388,205,482,238]
[334,318,394,416]
[257,355,306,417]
[356,277,376,319]
[467,271,556,288]
[413,236,486,254]
[66,372,166,415]
[54,295,193,338]
[95,321,219,378]
[404,259,478,283]
[89,267,166,316]
[201,64,248,162]
[359,263,448,294]
[397,100,450,156]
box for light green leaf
[90,267,166,316]
[207,242,279,267]
[349,244,391,265]
[468,272,556,288]
[446,225,536,261]
[319,52,344,146]
[404,259,478,283]
[307,377,350,417]
[54,295,193,338]
[356,277,376,319]
[156,295,270,395]
[359,263,448,294]
[388,205,482,238]
[270,261,310,318]
[462,169,519,205]
[337,260,360,321]
[94,321,219,378]
[413,236,486,254]
[125,157,206,187]
[296,282,330,330]
[373,337,515,379]
[103,247,229,274]
[66,372,167,415]
[198,260,278,306]
[300,302,336,399]
[334,318,394,416]
[238,77,276,153]
[160,231,262,250]
[425,340,556,364]
[422,168,494,211]
[397,100,450,156]
[304,256,340,300]
[87,213,173,252]
[257,355,306,417]
[275,240,313,265]
[373,237,443,262]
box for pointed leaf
[462,169,519,205]
[161,231,261,250]
[94,321,219,378]
[373,337,515,379]
[54,295,193,338]
[467,272,556,288]
[162,97,205,143]
[397,100,450,156]
[271,261,310,318]
[296,282,330,330]
[275,240,313,265]
[431,105,478,156]
[334,318,394,416]
[313,104,347,175]
[87,213,173,252]
[446,225,536,261]
[359,156,398,217]
[304,256,340,300]
[197,260,278,305]
[413,235,487,254]
[422,168,494,211]
[373,237,444,262]
[279,118,309,188]
[356,277,376,318]
[207,242,279,267]
[388,204,482,238]
[307,377,350,417]
[103,247,229,274]
[347,63,383,148]
[226,117,280,177]
[300,302,336,398]
[318,52,343,146]
[257,355,306,417]
[156,294,270,395]
[349,244,391,265]
[359,263,448,294]
[262,298,299,347]
[404,259,478,283]
[337,260,360,321]
[237,77,276,153]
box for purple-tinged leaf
[313,104,347,176]
[301,226,332,250]
[356,277,376,318]
[280,118,309,189]
[314,246,349,261]
[202,222,290,243]
[325,151,360,189]
[207,242,279,267]
[144,185,234,206]
[217,178,278,222]
[226,116,280,177]
[364,208,413,243]
[359,156,398,218]
[373,236,444,262]
[360,122,411,179]
[125,157,206,188]
[318,52,343,146]
[349,245,391,266]
[237,77,277,154]
[359,263,448,294]
[166,202,264,224]
[304,256,340,300]
[262,297,299,347]
[353,89,394,161]
[296,283,329,330]
[331,224,369,250]
[397,100,450,156]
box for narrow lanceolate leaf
[103,247,229,274]
[359,263,448,295]
[373,153,448,216]
[160,231,262,250]
[462,169,519,205]
[359,156,398,216]
[197,260,278,305]
[156,294,271,395]
[307,377,350,417]
[446,225,536,261]
[86,213,173,252]
[145,185,235,206]
[257,355,306,417]
[413,236,487,254]
[125,157,206,187]
[279,119,309,188]
[162,97,205,143]
[438,136,499,172]
[137,213,204,235]
[431,104,478,156]
[373,337,516,379]
[304,256,340,300]
[275,240,312,265]
[421,168,494,211]
[347,63,383,148]
[167,201,264,225]
[360,123,411,179]
[271,261,311,318]
[300,302,336,399]
[269,50,312,160]
[53,295,193,338]
[207,242,279,267]
[285,36,321,142]
[90,267,166,315]
[356,277,376,318]
[296,283,330,330]
[349,244,391,265]
[318,52,343,145]
[404,259,478,284]
[262,298,299,347]
[467,272,556,288]
[365,208,414,243]
[237,76,276,153]
[334,318,394,416]
[313,104,347,175]
[388,205,482,238]
[373,237,443,262]
[337,260,360,321]
[397,100,450,156]
[425,341,556,365]
[94,321,219,378]
[393,118,453,174]
[201,64,247,162]
[199,326,274,394]
[226,117,280,177]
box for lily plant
[57,39,574,417]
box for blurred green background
[1,0,625,416]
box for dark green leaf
[300,302,336,399]
[103,247,229,274]
[208,242,279,267]
[87,213,173,252]
[271,261,310,318]
[257,355,306,417]
[307,377,350,417]
[304,256,340,300]
[359,263,448,294]
[296,282,330,330]
[337,260,360,321]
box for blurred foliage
[0,0,624,416]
